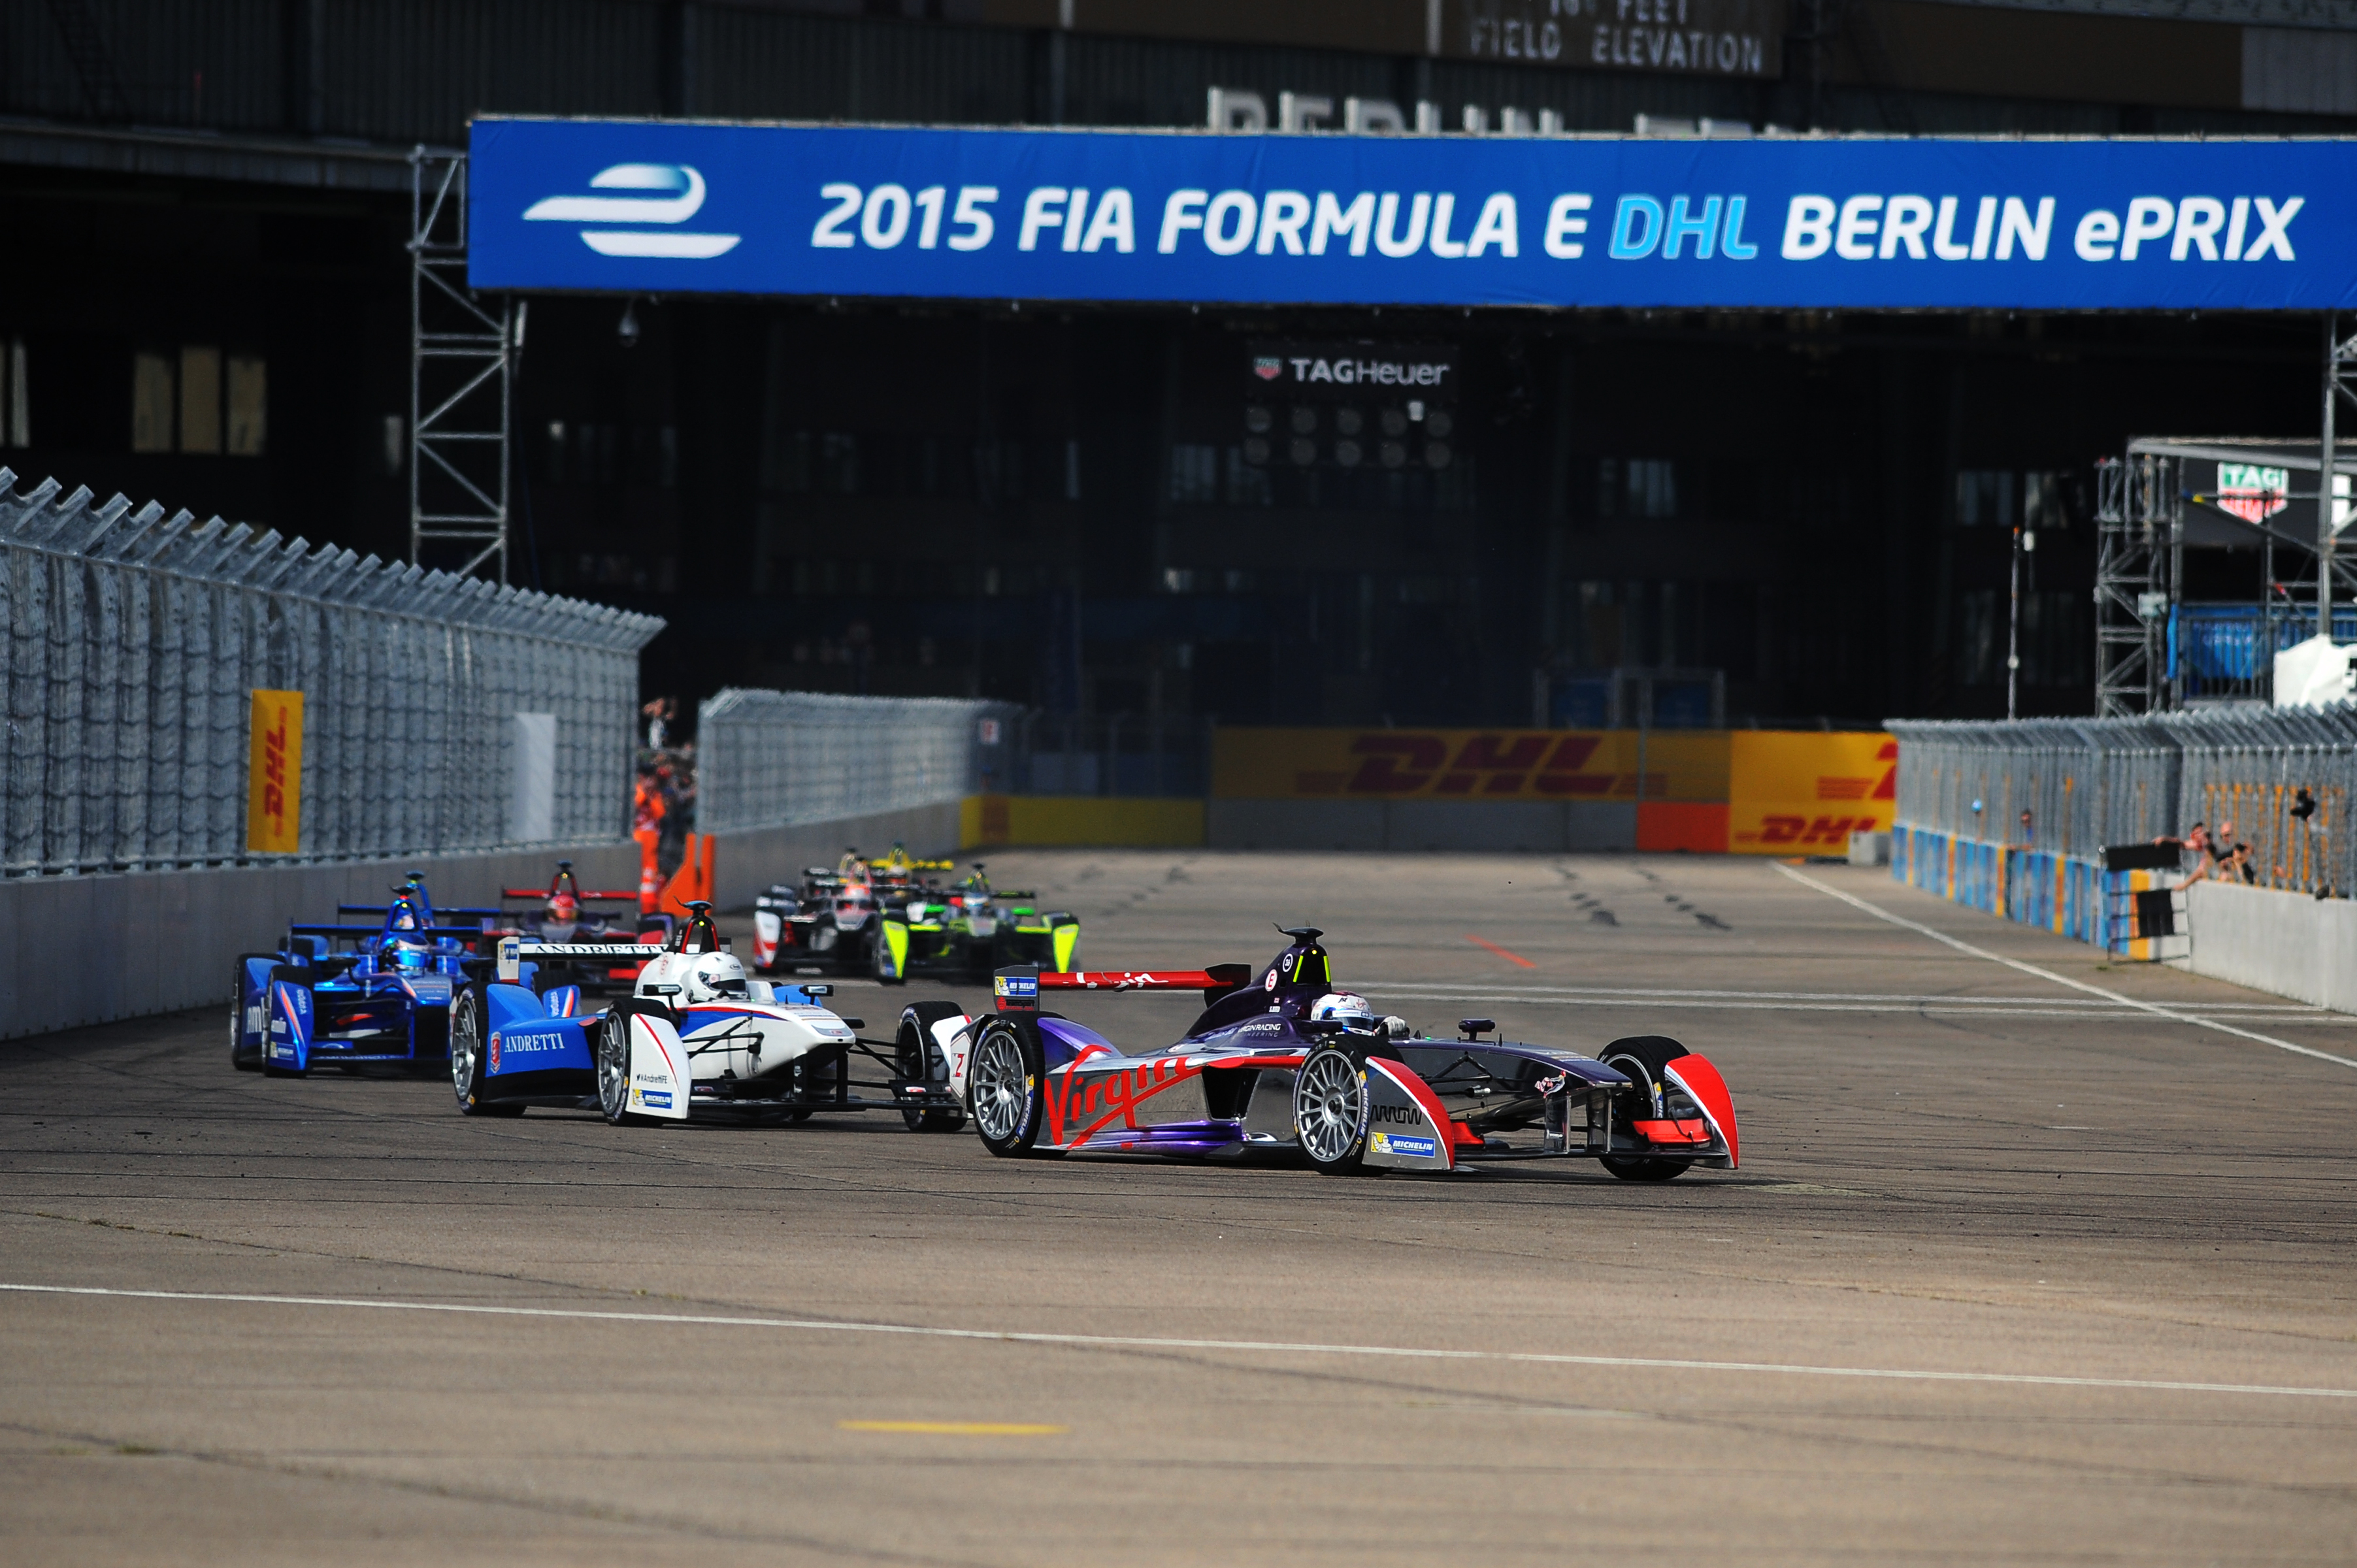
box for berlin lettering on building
[1451,0,1785,79]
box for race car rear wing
[291,923,487,943]
[496,938,667,982]
[993,963,1250,1013]
[339,904,506,921]
[498,888,640,902]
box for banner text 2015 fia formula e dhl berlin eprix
[468,116,2357,312]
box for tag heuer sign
[1247,342,1458,402]
[2216,463,2291,525]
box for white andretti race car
[450,902,973,1130]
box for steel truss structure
[2095,429,2357,718]
[409,149,515,583]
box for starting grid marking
[1773,864,2357,1072]
[3,1283,2353,1404]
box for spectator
[2156,821,2208,860]
[642,695,678,753]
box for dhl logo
[259,708,291,828]
[1745,813,1878,846]
[1302,734,1660,798]
[1045,1056,1198,1145]
[1813,741,1898,804]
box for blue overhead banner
[468,116,2357,311]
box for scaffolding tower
[2092,451,2174,716]
[409,148,514,581]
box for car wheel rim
[1296,1053,1364,1164]
[450,994,480,1098]
[598,1019,629,1118]
[970,1031,1028,1143]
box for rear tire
[897,1001,968,1132]
[968,1018,1046,1156]
[1293,1046,1372,1175]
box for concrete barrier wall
[1,800,970,1043]
[2186,881,2357,1013]
[1210,798,1638,852]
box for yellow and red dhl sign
[1726,731,1894,853]
[246,689,304,854]
[1213,728,1730,803]
[1213,727,1894,853]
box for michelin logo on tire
[523,164,741,259]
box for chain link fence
[1890,708,2357,898]
[2,470,663,875]
[696,689,1025,834]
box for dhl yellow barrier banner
[246,689,303,854]
[1211,727,1892,853]
[963,795,1206,849]
[1726,730,1895,855]
[1212,728,1730,804]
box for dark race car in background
[874,862,1079,985]
[751,861,884,976]
[953,929,1737,1181]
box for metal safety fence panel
[1,470,664,875]
[1889,707,2357,901]
[695,689,1028,834]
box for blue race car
[231,874,499,1075]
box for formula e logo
[523,164,741,259]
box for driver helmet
[681,951,750,1004]
[548,890,580,926]
[1310,992,1378,1028]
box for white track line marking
[1365,981,2332,1014]
[1773,863,2357,1072]
[1362,991,2352,1022]
[2,1283,2349,1402]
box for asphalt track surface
[4,851,2355,1565]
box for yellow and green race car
[872,863,1078,985]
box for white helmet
[682,951,750,1004]
[1311,992,1378,1027]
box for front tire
[897,1001,968,1132]
[450,986,523,1117]
[1293,1046,1372,1175]
[596,1013,643,1126]
[1600,1034,1693,1182]
[968,1018,1047,1156]
[872,927,907,987]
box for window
[819,432,860,495]
[180,345,222,453]
[1955,470,2015,527]
[0,338,25,449]
[1599,458,1677,519]
[1958,589,2000,684]
[1169,443,1218,504]
[131,353,174,452]
[225,355,266,455]
[2023,470,2069,531]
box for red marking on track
[1462,934,1536,969]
